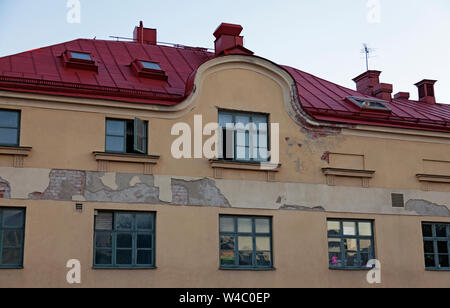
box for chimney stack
[353,71,382,96]
[373,83,393,101]
[394,92,410,100]
[213,23,253,56]
[134,21,157,45]
[415,79,437,104]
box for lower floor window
[94,211,155,268]
[422,223,450,270]
[327,219,375,269]
[219,215,273,269]
[0,207,25,268]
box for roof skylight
[70,51,92,61]
[140,61,161,70]
[347,96,391,113]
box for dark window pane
[95,212,113,231]
[3,231,22,247]
[116,214,133,230]
[106,136,125,153]
[95,249,112,265]
[425,254,436,268]
[345,253,357,267]
[116,250,132,265]
[238,251,253,266]
[436,225,447,238]
[438,242,448,254]
[117,234,132,248]
[2,209,24,228]
[424,241,435,254]
[136,214,152,230]
[328,239,341,253]
[0,111,19,128]
[137,234,152,249]
[256,251,271,266]
[220,251,235,265]
[137,250,152,265]
[1,248,21,265]
[0,128,18,145]
[220,235,235,250]
[95,233,112,248]
[360,253,370,268]
[422,224,433,237]
[438,255,449,268]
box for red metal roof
[0,38,449,132]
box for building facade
[0,22,449,288]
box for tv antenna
[361,43,376,71]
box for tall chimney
[213,23,253,56]
[352,70,382,96]
[415,79,437,104]
[133,21,157,45]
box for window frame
[0,109,21,147]
[422,222,450,271]
[105,118,148,155]
[219,215,274,271]
[93,211,156,269]
[218,110,270,163]
[327,219,376,270]
[0,207,26,269]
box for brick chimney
[415,79,437,104]
[393,92,410,100]
[373,83,393,101]
[353,71,382,96]
[213,23,253,56]
[134,21,157,45]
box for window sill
[93,152,160,175]
[425,268,450,272]
[322,168,375,188]
[220,267,276,272]
[0,266,24,270]
[0,146,32,168]
[93,266,157,270]
[329,266,374,271]
[210,160,281,182]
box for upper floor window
[94,211,155,269]
[0,208,25,268]
[327,219,375,269]
[105,118,148,155]
[0,109,20,147]
[218,111,269,162]
[219,215,273,270]
[422,223,449,270]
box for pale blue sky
[0,0,449,103]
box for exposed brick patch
[321,151,330,164]
[172,184,189,206]
[31,170,86,201]
[0,178,11,199]
[171,178,231,207]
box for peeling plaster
[406,200,450,217]
[0,167,51,199]
[171,178,231,207]
[100,173,118,190]
[279,204,325,212]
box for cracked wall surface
[0,166,449,217]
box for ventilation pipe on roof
[415,79,437,104]
[134,21,157,45]
[213,23,253,56]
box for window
[327,219,375,269]
[94,211,155,268]
[70,51,92,61]
[219,216,273,270]
[347,96,391,112]
[218,111,269,162]
[105,118,148,154]
[0,109,20,147]
[422,223,450,270]
[0,208,25,268]
[140,61,162,71]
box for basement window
[105,118,148,155]
[347,96,391,112]
[0,208,25,269]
